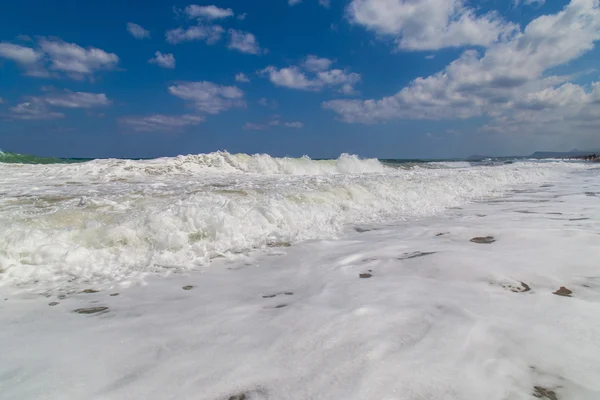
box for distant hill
[530,150,600,158]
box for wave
[82,152,389,176]
[0,150,386,174]
[0,153,585,289]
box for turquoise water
[0,151,91,164]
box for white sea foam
[1,164,599,399]
[0,153,588,287]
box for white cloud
[339,83,358,95]
[262,63,361,93]
[127,23,150,39]
[324,0,600,129]
[235,73,250,83]
[5,90,110,120]
[237,13,247,21]
[149,51,176,69]
[120,114,205,132]
[185,5,234,20]
[284,121,303,128]
[0,42,46,76]
[168,81,244,114]
[0,43,42,64]
[0,97,4,104]
[289,0,302,5]
[39,38,119,79]
[228,29,262,54]
[42,91,111,108]
[1,38,119,80]
[8,100,65,120]
[317,69,360,86]
[166,25,224,44]
[302,55,333,72]
[262,66,320,90]
[347,0,518,51]
[515,83,590,111]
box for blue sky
[1,0,600,159]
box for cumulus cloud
[3,87,112,123]
[324,0,600,132]
[262,66,319,90]
[166,25,224,44]
[120,80,242,131]
[38,38,119,79]
[168,81,245,114]
[288,0,302,5]
[339,83,358,95]
[42,91,111,108]
[262,58,361,93]
[0,42,46,76]
[120,114,205,132]
[185,5,234,20]
[149,51,176,68]
[0,43,42,64]
[5,90,110,120]
[235,73,250,82]
[8,100,65,120]
[228,29,263,54]
[347,0,518,51]
[127,23,150,39]
[317,69,360,86]
[302,55,333,72]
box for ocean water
[1,151,599,399]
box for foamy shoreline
[1,165,599,399]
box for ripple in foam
[0,152,581,288]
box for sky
[1,0,600,159]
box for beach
[1,154,599,399]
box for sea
[1,150,599,399]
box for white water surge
[0,153,587,287]
[1,154,599,400]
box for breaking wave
[0,152,585,288]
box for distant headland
[529,149,600,159]
[468,149,600,161]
